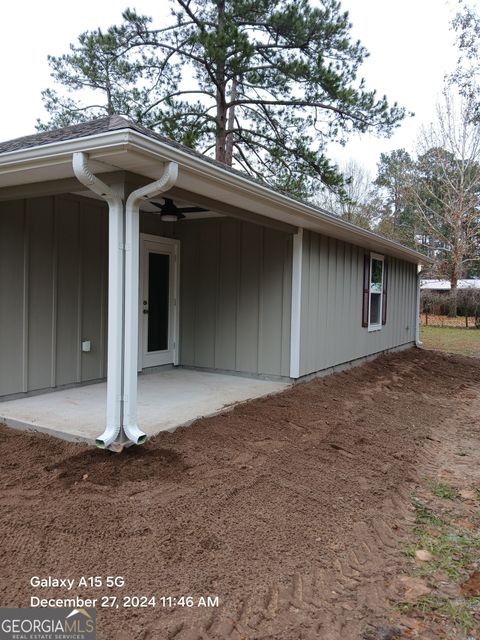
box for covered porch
[0,119,298,449]
[0,368,289,445]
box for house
[421,279,480,291]
[0,116,429,449]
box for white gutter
[72,152,124,448]
[0,128,430,266]
[122,162,178,445]
[415,265,423,347]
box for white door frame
[138,233,180,370]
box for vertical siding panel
[27,197,55,391]
[0,200,26,395]
[281,235,292,377]
[299,231,310,374]
[309,232,320,374]
[259,228,284,375]
[99,206,108,377]
[394,259,400,345]
[236,223,261,373]
[55,197,81,386]
[326,238,338,366]
[215,219,240,370]
[194,220,218,368]
[177,221,197,365]
[80,201,107,381]
[318,235,329,370]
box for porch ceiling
[0,369,290,445]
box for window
[362,252,388,330]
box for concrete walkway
[0,369,289,444]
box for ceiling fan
[150,197,208,222]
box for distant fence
[420,289,480,328]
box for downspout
[122,162,179,445]
[72,152,124,448]
[415,264,422,347]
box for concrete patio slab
[0,369,290,444]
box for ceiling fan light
[160,213,178,222]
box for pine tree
[38,0,406,197]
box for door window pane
[148,253,169,352]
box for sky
[0,0,468,176]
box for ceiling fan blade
[176,206,209,213]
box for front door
[140,235,179,369]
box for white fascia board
[0,127,431,265]
[0,131,131,177]
[125,132,430,265]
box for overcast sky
[0,0,467,176]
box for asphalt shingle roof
[0,115,279,191]
[0,116,165,153]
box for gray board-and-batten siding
[299,230,417,377]
[0,194,292,398]
[0,193,417,399]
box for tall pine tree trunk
[214,0,228,164]
[224,78,237,166]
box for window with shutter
[365,252,385,331]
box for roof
[421,279,480,290]
[0,116,430,265]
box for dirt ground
[1,348,479,640]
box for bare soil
[0,348,479,640]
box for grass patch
[399,491,480,634]
[430,481,458,500]
[403,527,480,580]
[398,596,480,632]
[411,496,446,527]
[420,325,480,358]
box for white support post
[72,152,124,448]
[122,163,179,445]
[290,228,303,379]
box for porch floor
[0,369,290,444]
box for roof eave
[0,127,431,265]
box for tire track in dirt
[2,349,479,640]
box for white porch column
[72,153,125,447]
[290,228,303,379]
[122,163,179,444]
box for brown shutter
[362,254,370,327]
[382,259,388,325]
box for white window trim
[368,252,384,332]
